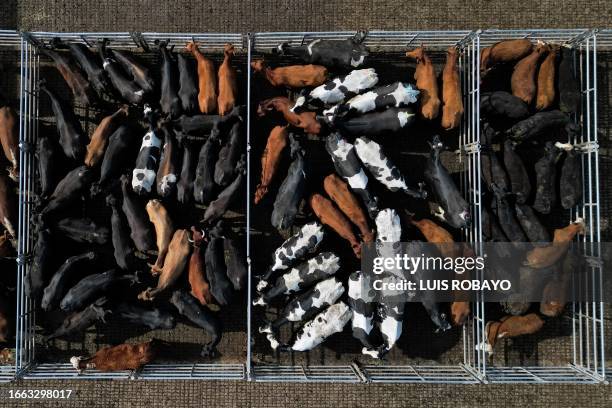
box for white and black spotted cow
[275,31,369,69]
[253,252,340,306]
[259,277,344,338]
[371,300,405,359]
[132,106,162,195]
[294,68,378,111]
[334,107,417,137]
[258,222,325,292]
[324,82,420,120]
[354,136,426,199]
[348,271,376,351]
[268,301,352,352]
[325,132,378,218]
[424,135,470,229]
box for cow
[406,46,440,120]
[67,42,111,97]
[138,229,190,301]
[205,222,234,306]
[217,44,238,116]
[257,97,321,134]
[170,290,222,357]
[156,124,180,198]
[334,107,416,137]
[39,83,88,161]
[177,135,195,204]
[273,302,352,352]
[158,42,182,118]
[0,173,17,238]
[132,106,162,195]
[146,199,175,274]
[274,31,369,69]
[106,194,133,270]
[71,339,159,373]
[223,229,247,291]
[325,132,378,218]
[37,133,61,198]
[481,39,533,73]
[524,218,585,269]
[323,174,373,243]
[45,297,110,342]
[503,139,531,204]
[477,313,544,356]
[110,48,155,94]
[354,136,425,198]
[99,39,144,105]
[186,41,217,114]
[85,105,129,167]
[214,120,243,186]
[423,136,470,229]
[558,47,581,114]
[536,45,558,110]
[90,126,133,196]
[271,135,306,230]
[260,277,344,345]
[41,166,94,221]
[293,68,378,109]
[42,251,97,311]
[258,221,325,291]
[251,60,328,88]
[491,184,527,243]
[310,193,362,258]
[0,106,19,181]
[507,110,570,142]
[24,228,51,300]
[254,252,341,306]
[113,302,176,330]
[511,43,547,105]
[480,91,530,123]
[557,136,582,209]
[347,271,376,350]
[177,53,199,114]
[202,155,246,225]
[60,270,119,312]
[188,227,215,308]
[324,82,419,120]
[120,174,156,253]
[514,204,550,243]
[441,47,464,130]
[533,142,562,214]
[194,129,220,205]
[254,125,288,204]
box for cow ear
[497,331,508,339]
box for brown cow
[441,47,464,130]
[0,231,14,257]
[536,45,558,111]
[540,251,574,317]
[251,59,328,88]
[217,44,238,116]
[188,227,216,309]
[406,46,440,120]
[524,218,584,269]
[0,106,18,181]
[146,200,175,274]
[511,43,547,105]
[186,42,217,114]
[0,293,11,343]
[481,39,533,72]
[138,229,190,301]
[257,97,321,134]
[70,340,158,373]
[323,174,373,243]
[254,125,288,204]
[310,193,361,258]
[85,105,129,167]
[481,313,544,355]
[0,173,16,238]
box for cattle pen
[0,28,607,384]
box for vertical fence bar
[246,32,253,381]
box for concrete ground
[0,1,611,407]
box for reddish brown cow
[85,105,129,167]
[0,107,18,181]
[254,125,288,204]
[511,43,547,105]
[323,174,373,243]
[441,47,464,130]
[217,44,238,116]
[71,340,158,373]
[310,193,361,258]
[535,45,558,110]
[525,219,585,269]
[186,42,217,114]
[406,46,440,120]
[257,97,321,134]
[481,39,534,72]
[483,313,544,354]
[251,60,328,88]
[188,227,216,309]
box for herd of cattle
[0,32,588,373]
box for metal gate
[477,29,606,384]
[246,31,485,383]
[16,31,247,380]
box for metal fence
[0,29,21,383]
[477,29,605,384]
[16,31,247,381]
[247,30,485,384]
[4,28,609,383]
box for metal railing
[16,31,247,381]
